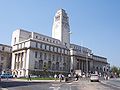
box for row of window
[35,34,60,45]
[34,60,68,71]
[35,42,69,54]
[93,56,107,62]
[0,46,12,52]
[14,61,23,69]
[15,53,24,62]
[35,51,69,63]
[15,41,69,55]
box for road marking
[49,87,60,90]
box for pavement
[0,78,71,90]
[0,78,64,83]
[100,78,120,89]
[1,78,120,90]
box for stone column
[11,53,16,74]
[70,56,74,71]
[23,51,27,77]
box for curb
[8,79,67,83]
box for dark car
[1,73,13,78]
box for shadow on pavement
[0,81,49,88]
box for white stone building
[11,9,109,77]
[11,29,70,77]
[0,44,12,74]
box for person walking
[28,74,31,81]
[59,74,62,82]
[54,74,57,81]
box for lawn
[18,77,58,80]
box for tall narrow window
[2,47,5,51]
[36,42,38,48]
[14,37,16,44]
[44,53,47,60]
[40,52,42,59]
[35,51,38,58]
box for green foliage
[111,66,120,75]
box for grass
[18,77,58,80]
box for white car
[90,74,99,82]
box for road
[0,78,120,90]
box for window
[43,38,45,41]
[42,44,45,49]
[50,40,51,43]
[36,36,38,39]
[40,52,42,59]
[49,46,51,51]
[44,53,47,60]
[40,43,42,48]
[46,45,49,50]
[52,55,55,61]
[48,54,51,60]
[54,47,57,52]
[56,62,59,70]
[65,43,67,47]
[35,51,38,58]
[21,52,24,60]
[14,37,16,44]
[58,48,60,53]
[56,55,59,62]
[48,61,51,70]
[2,47,5,51]
[0,63,3,69]
[44,45,46,50]
[36,42,38,48]
[52,63,55,70]
[29,35,31,38]
[50,46,53,51]
[1,57,4,61]
[34,61,38,69]
[39,60,43,69]
[53,47,54,52]
[20,44,22,48]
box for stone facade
[0,44,12,74]
[11,29,70,77]
[11,9,109,77]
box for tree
[111,66,120,77]
[111,66,118,74]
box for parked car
[90,74,99,82]
[0,73,13,78]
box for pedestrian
[28,74,31,81]
[54,74,57,81]
[59,74,62,82]
[76,74,79,81]
[68,74,71,78]
[15,75,17,78]
[61,74,64,80]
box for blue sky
[0,0,120,67]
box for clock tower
[52,9,70,48]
